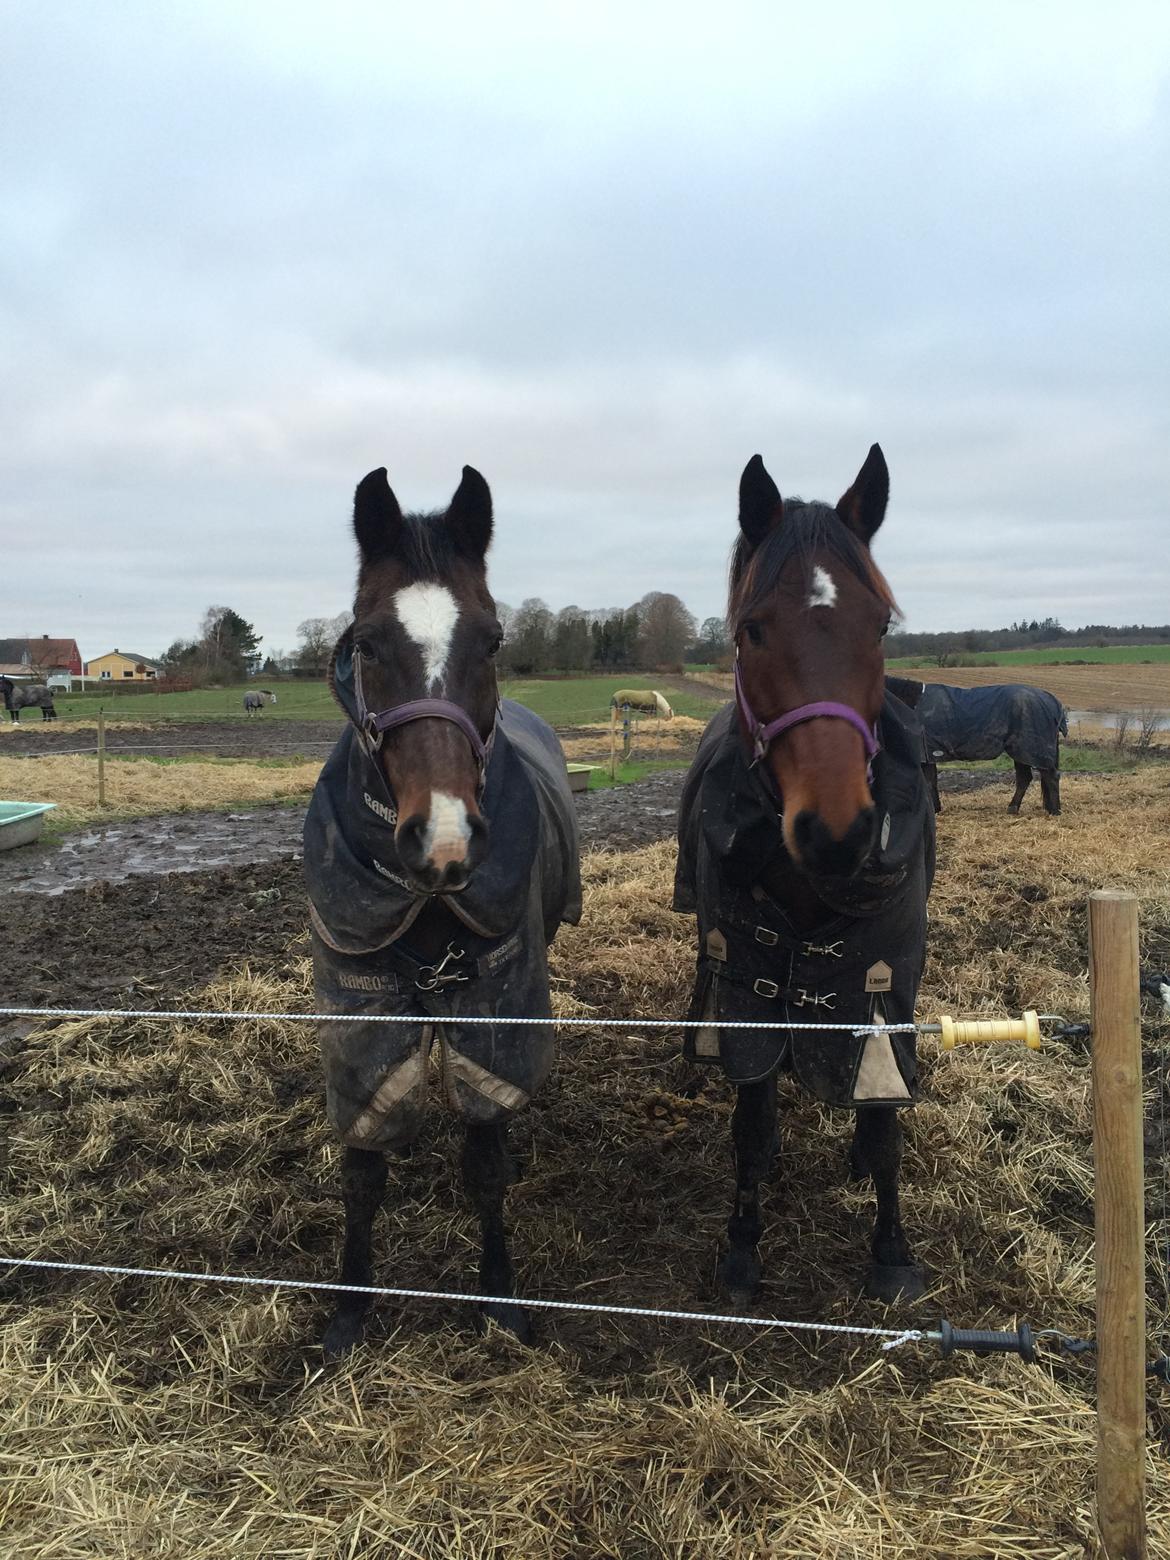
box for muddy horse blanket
[304,658,581,1151]
[673,694,935,1107]
[917,682,1067,770]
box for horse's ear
[445,465,493,559]
[738,455,783,549]
[836,444,889,544]
[353,468,404,562]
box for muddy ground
[1,764,1014,1026]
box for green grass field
[27,674,724,727]
[33,682,339,722]
[887,643,1170,668]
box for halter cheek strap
[353,650,494,785]
[733,657,880,779]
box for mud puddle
[0,805,307,896]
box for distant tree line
[491,594,729,676]
[885,618,1170,664]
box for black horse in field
[676,446,935,1308]
[887,678,1066,816]
[0,676,57,721]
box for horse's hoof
[863,1263,927,1303]
[1006,804,1021,816]
[322,1306,369,1361]
[720,1248,762,1308]
[477,1300,535,1345]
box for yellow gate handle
[936,1010,1042,1050]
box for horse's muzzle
[395,808,489,893]
[790,806,877,879]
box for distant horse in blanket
[304,465,581,1355]
[0,677,57,721]
[243,689,277,715]
[675,446,935,1307]
[914,682,1067,816]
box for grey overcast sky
[2,1,1167,662]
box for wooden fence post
[1089,890,1146,1560]
[609,705,617,780]
[97,706,107,809]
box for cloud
[2,1,1168,655]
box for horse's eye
[354,636,376,660]
[487,636,503,659]
[744,622,763,648]
[880,620,890,640]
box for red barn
[0,635,84,678]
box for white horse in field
[243,689,278,715]
[609,689,673,719]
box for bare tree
[1112,711,1134,751]
[296,617,336,672]
[1135,706,1167,752]
[637,592,696,670]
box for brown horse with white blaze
[304,466,581,1355]
[675,445,935,1308]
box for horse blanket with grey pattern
[917,682,1067,770]
[0,677,56,719]
[673,693,935,1107]
[304,659,581,1150]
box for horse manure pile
[1,775,1168,1556]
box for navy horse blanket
[673,693,935,1107]
[917,682,1067,770]
[304,651,581,1150]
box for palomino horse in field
[303,466,580,1355]
[0,677,57,721]
[675,446,935,1306]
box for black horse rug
[673,692,935,1107]
[917,682,1067,769]
[305,651,581,1151]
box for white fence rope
[0,1004,917,1034]
[0,1255,927,1351]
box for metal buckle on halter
[803,940,844,959]
[754,926,779,946]
[415,943,471,992]
[795,987,837,1010]
[753,977,779,999]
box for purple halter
[733,655,880,779]
[354,649,493,784]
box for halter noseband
[353,649,492,784]
[733,654,880,778]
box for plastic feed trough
[0,801,56,852]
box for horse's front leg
[720,1074,778,1306]
[1039,767,1061,815]
[851,1106,925,1302]
[1007,760,1032,814]
[462,1121,532,1343]
[322,1145,388,1359]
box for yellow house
[84,649,162,682]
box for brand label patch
[706,928,728,964]
[865,960,893,993]
[337,971,395,993]
[364,790,398,825]
[880,812,891,850]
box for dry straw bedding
[0,753,324,828]
[2,774,1169,1556]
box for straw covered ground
[2,772,1169,1556]
[0,753,324,829]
